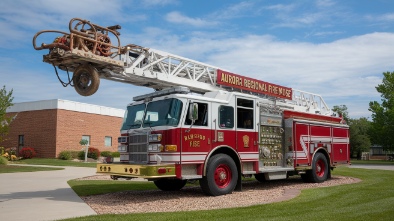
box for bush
[78,147,101,160]
[58,151,72,160]
[0,156,8,165]
[87,147,100,160]
[77,151,85,160]
[100,151,112,157]
[70,151,79,159]
[111,151,120,157]
[19,147,37,159]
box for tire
[200,154,238,196]
[154,178,187,191]
[72,64,100,96]
[308,152,329,183]
[254,173,266,182]
[300,173,310,182]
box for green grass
[68,180,157,196]
[0,165,64,173]
[12,158,97,168]
[63,167,394,221]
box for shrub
[19,147,37,159]
[111,151,120,157]
[100,151,112,157]
[58,151,72,160]
[77,151,85,160]
[0,156,8,165]
[70,151,80,159]
[2,147,19,161]
[87,147,100,160]
[78,147,101,160]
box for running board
[258,167,294,173]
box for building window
[105,136,112,147]
[18,135,24,148]
[82,135,91,145]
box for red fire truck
[33,18,349,196]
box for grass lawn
[12,158,97,168]
[0,164,64,173]
[63,166,394,221]
[68,180,157,196]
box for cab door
[235,97,258,154]
[181,100,212,155]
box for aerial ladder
[33,18,332,116]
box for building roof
[6,99,125,118]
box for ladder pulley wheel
[72,64,100,96]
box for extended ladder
[33,18,332,116]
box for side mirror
[188,103,198,122]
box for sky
[1,0,394,119]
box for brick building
[1,99,125,158]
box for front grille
[129,134,148,143]
[129,132,149,163]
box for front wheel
[154,178,187,191]
[200,154,238,196]
[308,152,329,183]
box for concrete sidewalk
[0,166,97,221]
[349,164,394,171]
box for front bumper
[96,163,176,179]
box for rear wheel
[72,64,100,96]
[308,152,328,183]
[154,178,187,191]
[200,154,238,196]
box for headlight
[118,144,127,152]
[149,134,162,142]
[148,144,163,152]
[118,136,128,143]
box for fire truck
[33,18,349,196]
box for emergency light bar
[133,86,190,101]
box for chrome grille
[129,132,148,163]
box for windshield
[120,103,146,130]
[120,99,183,130]
[143,98,183,127]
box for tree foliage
[0,86,14,143]
[332,105,349,123]
[369,71,394,151]
[332,104,371,158]
[348,117,371,158]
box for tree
[348,117,371,159]
[369,71,394,151]
[332,105,349,123]
[332,105,371,158]
[0,86,14,143]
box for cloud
[366,13,394,22]
[165,11,218,27]
[129,31,393,118]
[316,0,336,8]
[140,0,178,7]
[1,0,391,119]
